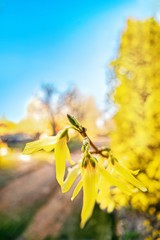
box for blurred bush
[109,18,160,238]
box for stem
[90,149,109,156]
[67,114,109,159]
[80,129,109,159]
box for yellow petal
[62,165,81,193]
[71,179,83,201]
[97,177,110,209]
[80,163,99,228]
[58,135,75,165]
[116,163,140,175]
[54,139,66,185]
[107,202,115,213]
[98,164,131,195]
[130,169,140,175]
[43,145,55,152]
[63,140,75,165]
[54,137,74,186]
[23,137,57,154]
[114,162,147,192]
[97,176,110,199]
[57,128,74,165]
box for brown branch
[80,129,109,159]
[67,114,109,158]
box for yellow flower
[110,158,147,192]
[81,161,99,228]
[62,155,139,228]
[23,128,74,185]
[63,160,99,228]
[97,164,134,195]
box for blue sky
[0,0,156,122]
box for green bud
[81,137,90,154]
[90,158,96,168]
[81,145,86,153]
[87,153,97,168]
[110,155,116,165]
[91,155,98,163]
[58,127,69,140]
[67,114,84,132]
[102,151,109,158]
[66,131,69,142]
[82,157,88,168]
[102,147,111,152]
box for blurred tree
[40,84,58,136]
[59,86,100,136]
[27,84,58,136]
[26,85,100,137]
[108,18,160,237]
[59,86,86,121]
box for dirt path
[22,150,83,239]
[0,162,57,212]
[0,149,83,239]
[23,182,82,240]
[0,149,83,212]
[0,137,109,239]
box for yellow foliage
[0,117,16,135]
[110,18,160,218]
[17,117,53,136]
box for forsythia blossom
[23,115,147,228]
[23,127,74,185]
[62,149,147,228]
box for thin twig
[80,129,109,158]
[67,114,109,158]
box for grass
[44,204,118,240]
[0,185,56,240]
[121,231,140,240]
[0,209,35,240]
